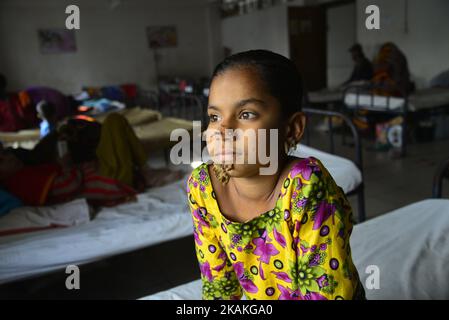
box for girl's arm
[187,174,243,300]
[293,159,365,300]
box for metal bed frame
[433,157,449,199]
[303,107,366,223]
[342,84,409,157]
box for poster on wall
[146,26,177,48]
[38,29,77,54]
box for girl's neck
[230,153,291,203]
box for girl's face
[206,67,287,178]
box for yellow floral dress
[186,157,365,300]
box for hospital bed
[141,158,449,300]
[0,106,364,299]
[0,108,193,159]
[308,86,449,112]
[343,85,449,156]
[0,144,362,287]
[0,107,162,148]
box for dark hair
[349,43,363,53]
[212,50,303,118]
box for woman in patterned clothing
[186,50,365,300]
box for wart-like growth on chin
[212,163,233,185]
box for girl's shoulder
[288,156,327,184]
[186,162,213,197]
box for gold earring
[284,141,290,155]
[285,140,296,155]
[290,140,297,151]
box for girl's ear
[286,112,306,145]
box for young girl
[186,50,365,300]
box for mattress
[344,87,449,112]
[308,88,344,104]
[142,199,449,300]
[0,108,162,144]
[0,174,193,284]
[135,117,194,152]
[0,145,360,284]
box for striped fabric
[49,162,136,207]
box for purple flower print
[277,284,328,300]
[244,244,253,251]
[295,220,301,233]
[277,284,299,300]
[273,227,286,248]
[317,275,329,289]
[199,169,207,182]
[212,252,228,272]
[312,201,336,230]
[299,291,327,300]
[252,237,280,264]
[200,261,213,282]
[234,262,258,293]
[231,234,242,245]
[271,271,292,283]
[192,208,209,234]
[300,243,309,256]
[291,158,317,181]
[259,261,266,280]
[193,228,202,246]
[261,229,268,240]
[199,185,206,192]
[308,253,321,267]
[296,198,308,210]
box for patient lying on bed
[0,113,183,208]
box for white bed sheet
[344,88,449,112]
[142,199,449,300]
[0,175,193,284]
[0,146,361,284]
[292,144,362,193]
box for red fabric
[0,93,38,132]
[3,163,59,206]
[48,163,137,207]
[0,99,24,132]
[120,84,138,100]
[0,224,66,237]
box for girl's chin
[225,163,261,177]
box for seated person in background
[371,42,414,97]
[343,43,373,86]
[36,100,57,138]
[0,113,183,208]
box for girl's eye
[239,111,257,120]
[208,114,220,122]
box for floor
[2,121,448,299]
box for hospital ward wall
[0,0,221,94]
[326,2,356,88]
[356,0,449,89]
[221,5,290,59]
